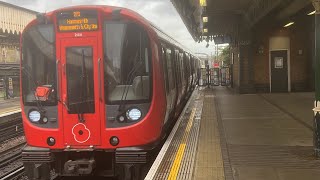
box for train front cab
[20,7,166,179]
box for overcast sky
[2,0,216,56]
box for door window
[66,47,95,114]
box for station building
[0,2,37,97]
[0,1,36,64]
[172,0,315,93]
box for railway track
[0,165,24,180]
[0,112,25,180]
[0,112,23,144]
[0,142,24,167]
[0,117,23,143]
[0,141,25,180]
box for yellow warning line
[168,108,196,180]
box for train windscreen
[103,21,152,104]
[21,24,57,105]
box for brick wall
[290,15,314,92]
[250,14,314,93]
[230,11,314,93]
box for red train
[20,5,200,180]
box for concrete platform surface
[212,86,320,180]
[146,87,318,180]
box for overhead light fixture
[283,22,294,27]
[200,0,207,7]
[203,16,208,23]
[308,10,316,16]
[203,28,208,33]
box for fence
[199,67,231,87]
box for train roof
[149,22,195,57]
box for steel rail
[0,117,23,143]
[0,165,24,180]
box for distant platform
[0,98,21,118]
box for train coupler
[64,159,96,175]
[23,162,51,180]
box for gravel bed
[0,160,23,178]
[0,136,25,154]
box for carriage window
[104,21,152,104]
[180,53,185,83]
[21,24,57,105]
[161,47,169,93]
[175,51,181,85]
[166,49,175,90]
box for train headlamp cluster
[28,110,48,124]
[126,108,142,121]
[28,110,41,122]
[117,108,142,123]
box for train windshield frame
[21,24,57,106]
[103,21,152,104]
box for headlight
[126,108,142,121]
[28,110,41,122]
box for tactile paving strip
[177,94,203,180]
[192,89,226,180]
[145,89,203,180]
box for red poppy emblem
[72,123,91,143]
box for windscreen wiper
[22,66,45,112]
[118,31,145,112]
[118,60,143,112]
[77,49,88,123]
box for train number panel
[60,38,102,146]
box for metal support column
[4,76,8,99]
[313,0,320,157]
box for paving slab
[213,86,320,180]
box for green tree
[219,45,230,66]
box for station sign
[57,10,98,32]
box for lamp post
[312,0,320,157]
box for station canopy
[171,0,313,44]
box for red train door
[60,37,102,147]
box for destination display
[57,10,98,32]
